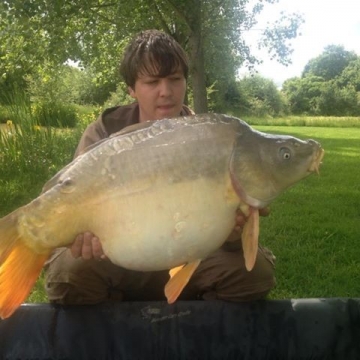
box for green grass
[1,117,359,303]
[254,125,360,299]
[245,115,360,128]
[0,105,96,303]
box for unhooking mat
[1,298,360,359]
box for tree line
[1,1,358,117]
[0,0,302,115]
[282,45,360,116]
[226,44,360,117]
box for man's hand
[70,231,107,260]
[226,206,271,243]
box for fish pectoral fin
[165,259,201,304]
[169,264,185,278]
[241,208,259,271]
[0,213,50,319]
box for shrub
[32,102,78,128]
[103,82,133,109]
[233,75,285,117]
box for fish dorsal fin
[41,156,84,193]
[41,171,65,194]
[42,122,155,193]
[111,121,154,137]
[242,208,259,271]
[76,122,155,157]
[165,259,201,304]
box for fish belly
[93,175,239,271]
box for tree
[282,75,324,114]
[302,45,357,81]
[231,75,285,116]
[260,11,304,66]
[336,58,360,92]
[1,0,303,112]
[315,81,360,116]
[283,45,360,115]
[25,64,114,106]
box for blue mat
[1,299,360,359]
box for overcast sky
[240,0,360,86]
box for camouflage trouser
[44,244,276,304]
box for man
[45,29,275,304]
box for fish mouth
[308,147,325,174]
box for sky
[240,0,360,86]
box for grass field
[254,125,360,299]
[1,118,360,303]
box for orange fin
[242,208,259,271]
[0,212,49,319]
[165,259,201,304]
[169,264,185,278]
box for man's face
[129,69,186,122]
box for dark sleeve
[181,105,195,116]
[221,239,242,251]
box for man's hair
[120,29,189,89]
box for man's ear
[128,86,136,99]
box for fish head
[230,129,324,209]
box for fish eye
[279,147,291,160]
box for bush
[230,75,285,117]
[103,83,133,109]
[32,102,78,128]
[315,83,360,116]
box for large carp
[0,114,324,319]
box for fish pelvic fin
[165,259,201,304]
[0,212,49,319]
[242,208,259,271]
[169,264,185,278]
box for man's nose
[158,79,172,96]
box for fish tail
[0,212,49,319]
